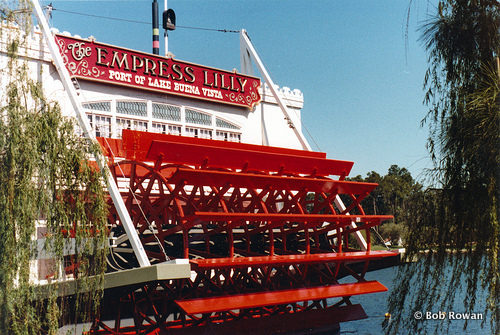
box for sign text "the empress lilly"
[56,35,261,109]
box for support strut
[31,0,151,267]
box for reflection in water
[336,264,492,335]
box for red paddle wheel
[91,129,396,334]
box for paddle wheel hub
[88,130,396,334]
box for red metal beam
[147,140,353,177]
[167,168,376,194]
[190,250,399,269]
[175,280,387,315]
[121,129,327,160]
[96,137,126,158]
[186,212,393,225]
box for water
[60,265,494,334]
[336,266,397,335]
[338,266,493,335]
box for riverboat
[0,1,398,333]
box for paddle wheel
[89,129,396,334]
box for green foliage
[386,1,500,333]
[349,171,388,216]
[348,165,421,246]
[0,3,109,334]
[379,222,406,245]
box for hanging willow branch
[0,2,109,334]
[386,1,500,334]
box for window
[199,129,212,139]
[75,114,94,137]
[215,118,241,142]
[80,100,247,143]
[116,101,147,117]
[152,123,166,134]
[216,117,240,130]
[216,130,241,143]
[116,118,148,137]
[152,123,181,135]
[152,103,181,121]
[83,114,111,137]
[83,101,110,112]
[82,102,112,137]
[94,115,111,137]
[186,127,212,139]
[185,108,212,126]
[169,125,182,136]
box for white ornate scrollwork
[56,36,103,78]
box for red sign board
[55,34,261,109]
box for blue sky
[43,0,437,182]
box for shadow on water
[336,262,492,335]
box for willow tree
[386,1,500,334]
[0,2,109,334]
